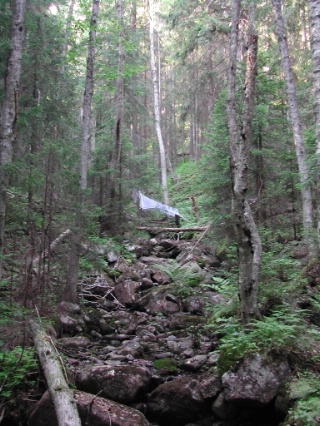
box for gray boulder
[222,354,291,405]
[147,376,208,426]
[76,364,152,404]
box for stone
[222,354,291,406]
[212,392,239,420]
[152,270,172,285]
[59,336,91,349]
[198,372,222,399]
[114,280,142,306]
[29,390,149,426]
[147,377,208,426]
[181,354,208,371]
[76,364,152,404]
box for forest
[1,0,320,425]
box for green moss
[154,358,178,374]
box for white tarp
[139,191,180,217]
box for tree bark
[64,0,99,304]
[272,0,316,256]
[60,0,75,74]
[0,0,25,280]
[149,0,169,204]
[227,0,261,324]
[108,0,125,216]
[30,320,81,426]
[308,0,320,248]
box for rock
[212,391,239,420]
[166,336,194,354]
[114,280,143,306]
[222,354,291,406]
[107,251,119,263]
[147,377,208,426]
[136,286,181,315]
[152,270,172,285]
[116,338,144,358]
[181,355,208,371]
[58,301,82,315]
[29,390,149,426]
[76,364,152,404]
[59,336,91,349]
[58,314,80,334]
[198,372,222,399]
[183,296,206,315]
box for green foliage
[0,346,38,399]
[283,373,320,426]
[152,260,205,299]
[210,306,320,374]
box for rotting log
[30,320,81,426]
[136,226,209,234]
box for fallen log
[136,226,209,233]
[30,320,81,426]
[32,228,72,276]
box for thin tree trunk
[308,0,320,248]
[60,0,75,74]
[108,0,125,210]
[64,0,99,303]
[272,0,316,256]
[227,0,261,324]
[0,0,25,280]
[149,0,169,204]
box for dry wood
[30,320,81,426]
[136,226,208,233]
[32,228,72,275]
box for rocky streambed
[28,236,293,426]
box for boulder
[59,336,91,349]
[147,376,208,426]
[136,286,181,315]
[76,364,152,404]
[29,390,149,426]
[114,280,143,306]
[222,354,291,406]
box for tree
[308,0,320,246]
[63,0,100,303]
[227,0,262,324]
[272,0,316,257]
[108,0,125,219]
[0,0,25,280]
[149,0,169,204]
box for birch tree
[272,0,316,256]
[308,0,320,246]
[63,0,99,303]
[0,0,25,280]
[149,0,169,204]
[227,0,262,324]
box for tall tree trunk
[308,0,320,248]
[149,0,169,204]
[64,0,99,303]
[108,0,125,219]
[227,0,261,324]
[272,0,316,257]
[0,0,25,280]
[60,0,75,74]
